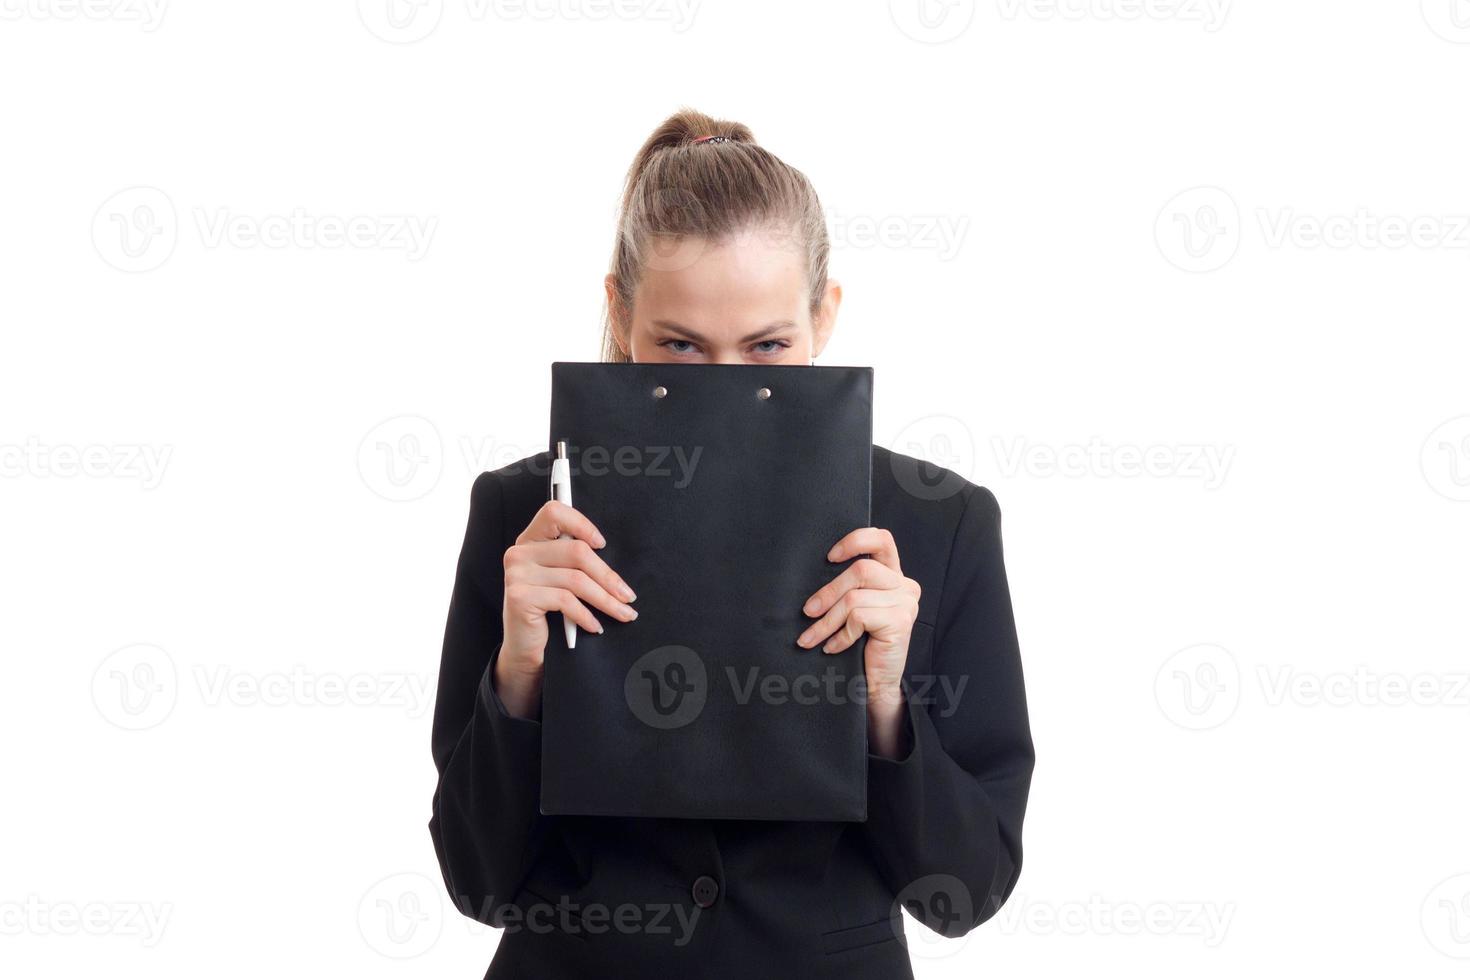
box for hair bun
[668,108,755,148]
[623,109,757,195]
[640,107,758,157]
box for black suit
[429,447,1035,979]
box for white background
[3,1,1469,977]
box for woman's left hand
[798,527,922,760]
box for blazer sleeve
[428,471,550,925]
[860,484,1036,937]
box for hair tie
[692,134,731,145]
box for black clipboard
[539,362,873,821]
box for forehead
[633,228,808,324]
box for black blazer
[429,446,1035,979]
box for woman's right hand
[494,500,638,719]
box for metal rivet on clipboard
[652,385,668,399]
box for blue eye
[753,340,788,354]
[665,340,697,354]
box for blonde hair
[601,108,830,363]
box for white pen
[550,440,577,649]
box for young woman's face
[608,227,840,365]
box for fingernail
[595,536,607,548]
[826,548,839,561]
[803,597,819,615]
[619,583,637,602]
[623,606,638,620]
[796,632,811,647]
[822,642,835,654]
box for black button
[691,875,720,908]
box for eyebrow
[652,320,798,344]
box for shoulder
[463,452,551,549]
[871,445,1004,605]
[872,444,1000,537]
[470,451,551,507]
[873,447,1011,633]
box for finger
[822,607,875,655]
[508,538,636,602]
[802,558,904,617]
[518,500,607,549]
[521,584,603,635]
[797,590,902,649]
[827,527,901,574]
[522,565,637,622]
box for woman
[429,109,1035,979]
